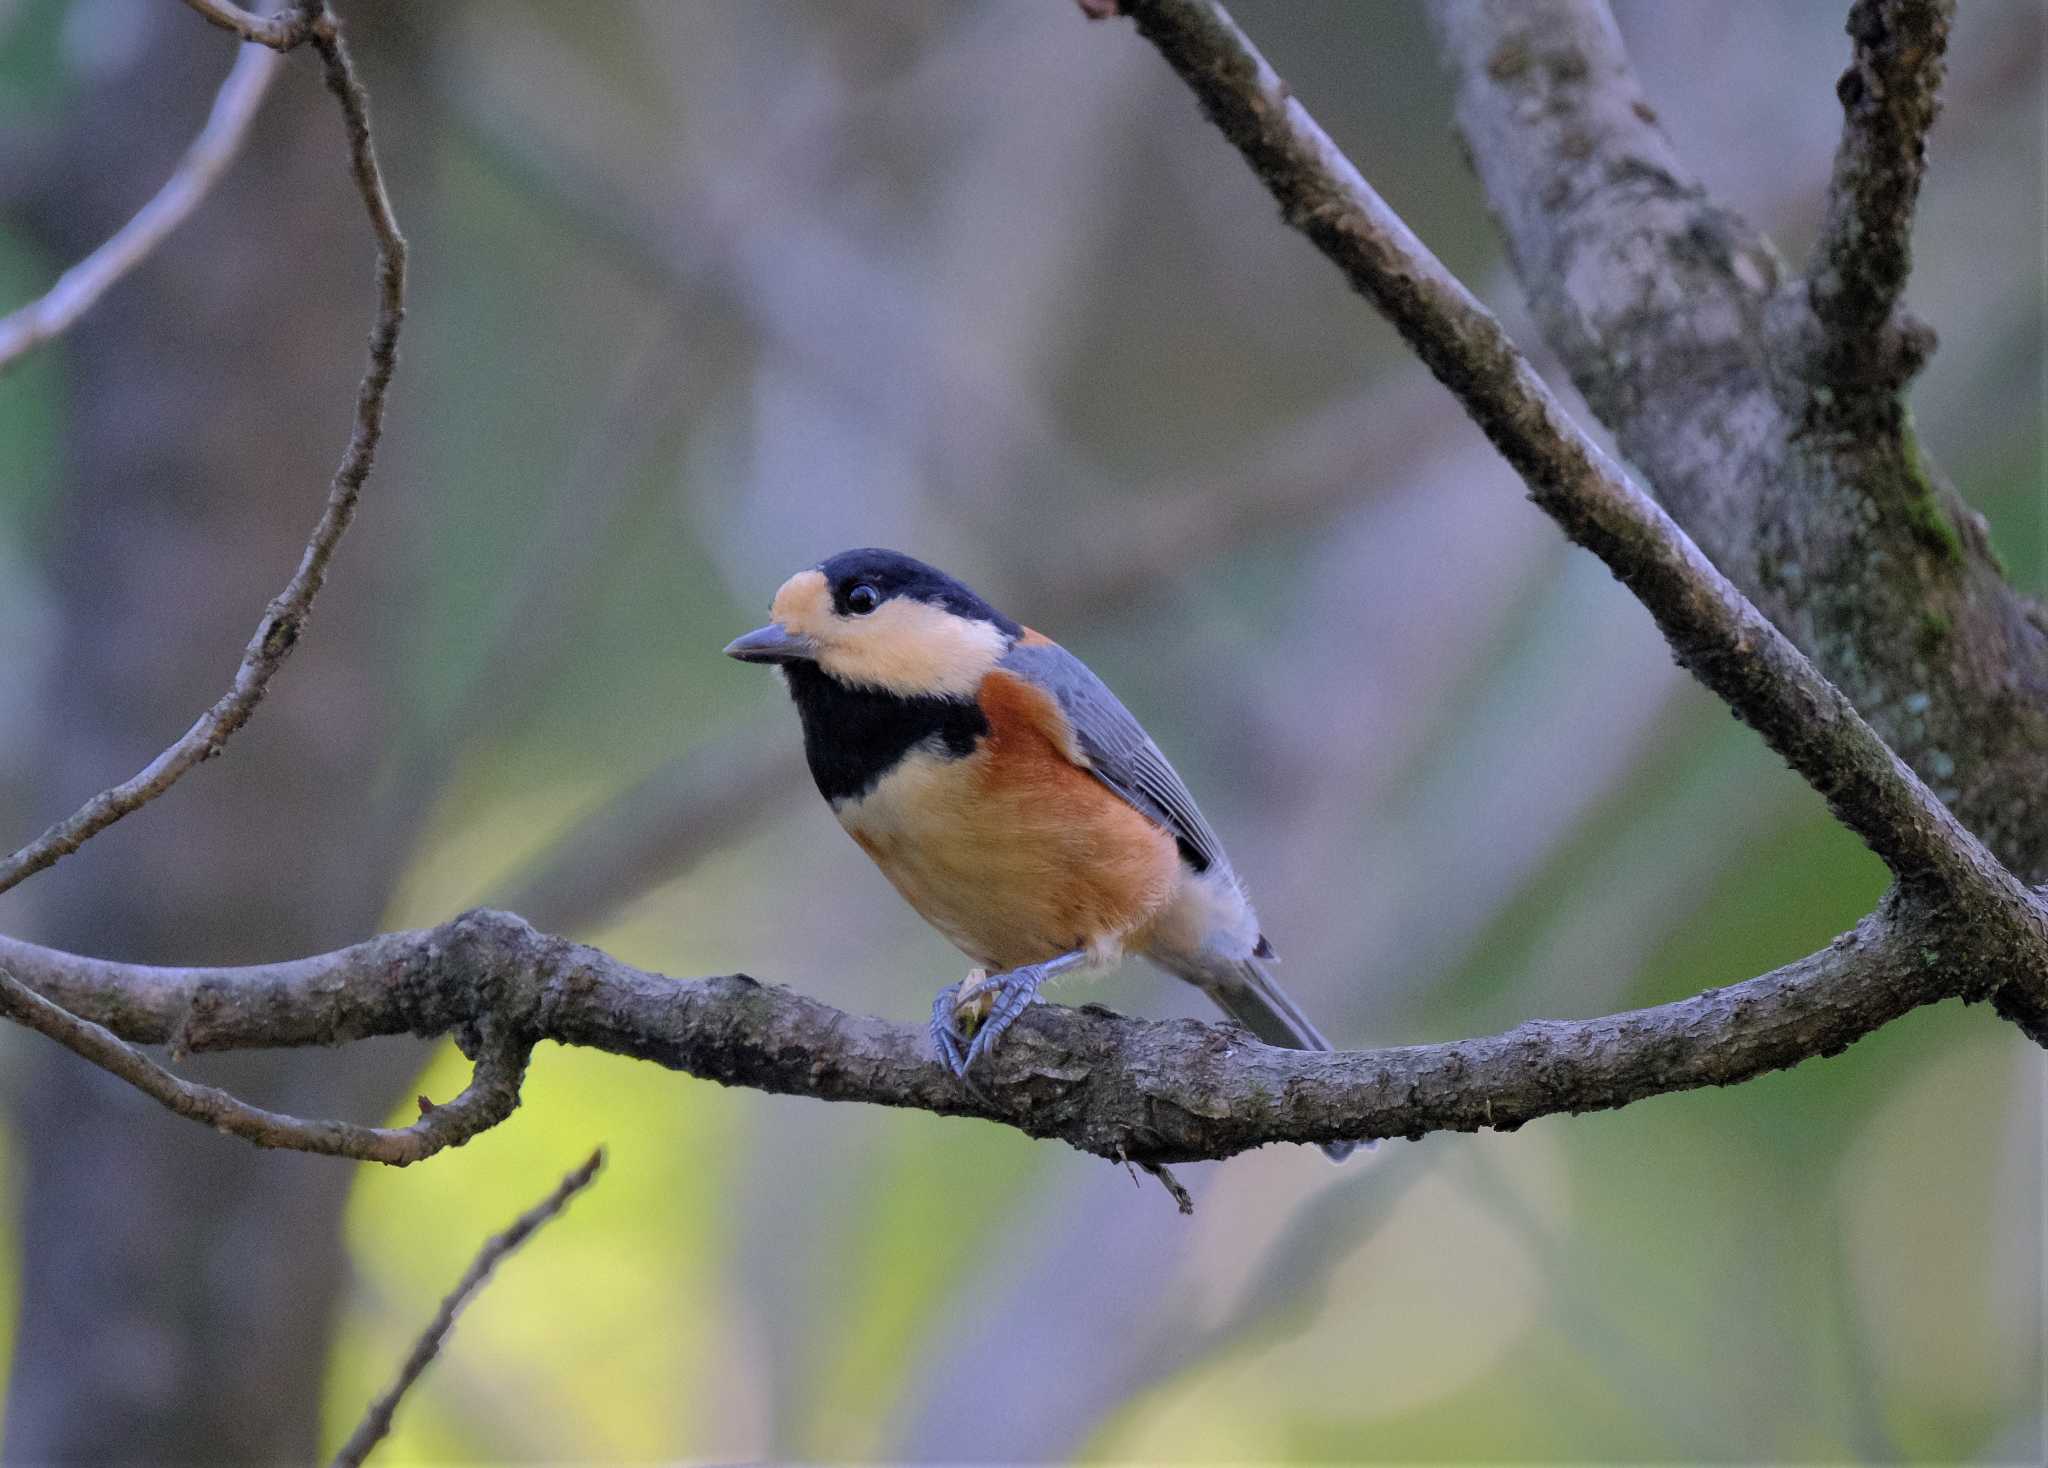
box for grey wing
[1000,639,1232,876]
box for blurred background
[0,0,2040,1461]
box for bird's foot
[930,962,1047,1080]
[929,969,987,1078]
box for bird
[725,547,1357,1161]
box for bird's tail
[1178,950,1363,1164]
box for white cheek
[816,602,1008,698]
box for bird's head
[723,548,1021,698]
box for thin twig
[329,1148,605,1468]
[1807,0,1953,376]
[0,3,406,900]
[1135,1159,1194,1215]
[0,45,281,372]
[1103,0,2047,1000]
[0,966,527,1164]
[180,0,317,51]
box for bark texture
[1425,0,2048,1036]
[0,896,2026,1164]
[1105,0,2045,1014]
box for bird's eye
[846,583,880,615]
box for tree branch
[0,3,405,901]
[330,1148,604,1468]
[0,895,2030,1164]
[0,43,281,372]
[1093,0,2046,1008]
[0,963,525,1164]
[180,0,317,52]
[1425,0,2048,1040]
[1808,0,1952,378]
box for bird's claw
[929,981,973,1078]
[930,963,1044,1084]
[960,967,1041,1071]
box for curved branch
[1424,1,2048,1036]
[1097,0,2047,1006]
[0,43,281,372]
[0,4,406,900]
[0,897,2027,1163]
[0,965,525,1165]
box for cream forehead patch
[769,569,830,635]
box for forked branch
[1097,0,2047,1006]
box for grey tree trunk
[2,8,431,1460]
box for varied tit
[726,547,1357,1161]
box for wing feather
[999,639,1231,875]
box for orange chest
[834,678,1181,969]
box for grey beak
[723,622,816,665]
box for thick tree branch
[0,43,280,372]
[1094,0,2047,1010]
[330,1148,604,1468]
[0,897,2030,1163]
[1425,1,2048,1039]
[1808,0,1952,378]
[0,4,405,901]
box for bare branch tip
[1138,1159,1195,1214]
[0,38,280,374]
[330,1145,605,1468]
